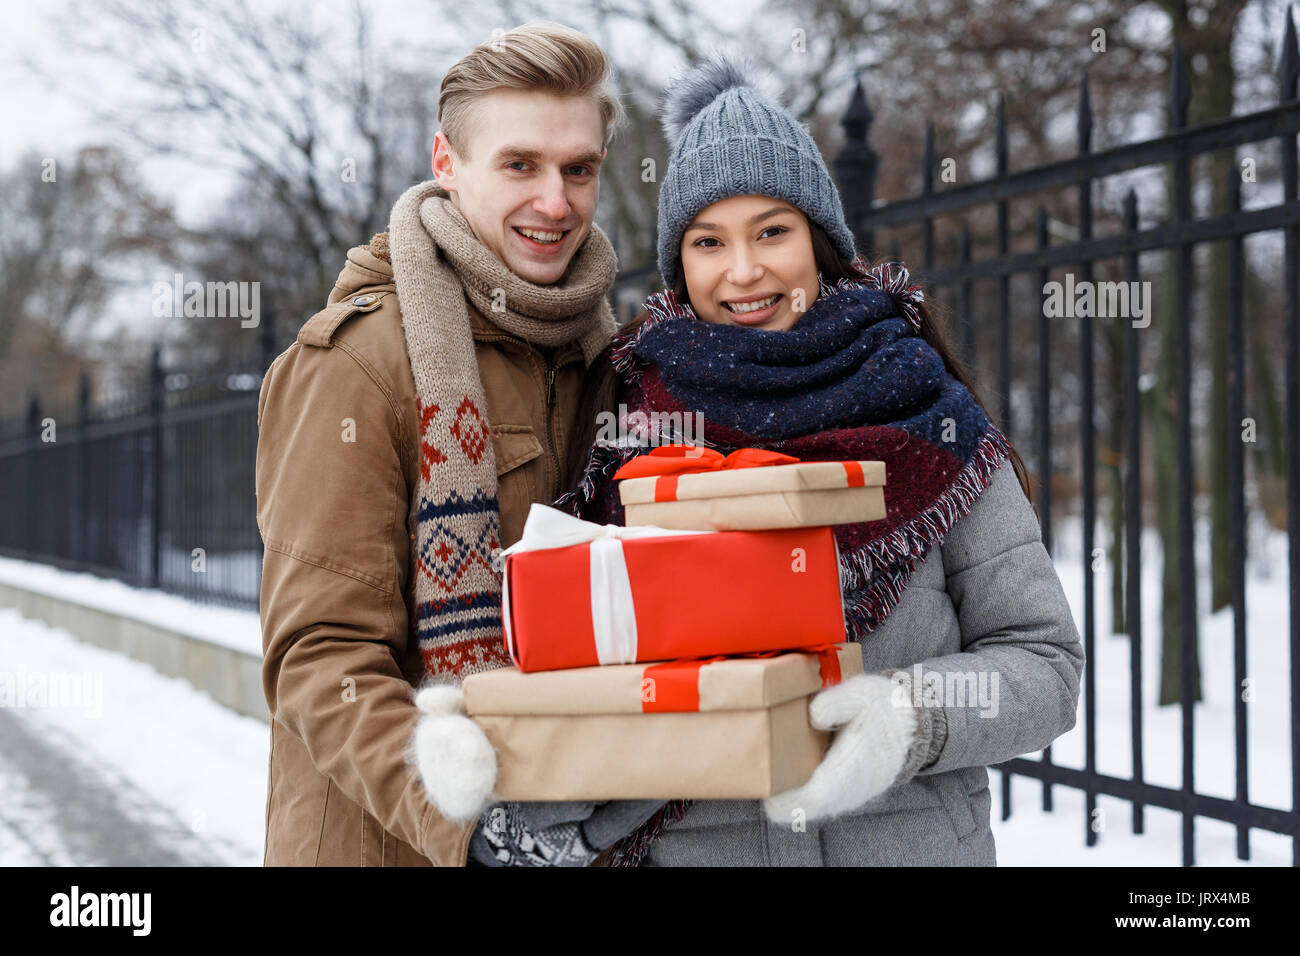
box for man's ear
[431,131,456,190]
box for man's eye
[506,161,529,171]
[567,165,593,176]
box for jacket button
[352,293,378,307]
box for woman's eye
[693,227,785,249]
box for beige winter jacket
[256,236,589,866]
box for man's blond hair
[439,21,625,161]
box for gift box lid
[462,643,863,716]
[618,459,885,506]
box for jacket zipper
[544,354,559,498]
[473,330,578,501]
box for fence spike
[922,119,935,193]
[78,371,91,425]
[1077,71,1093,152]
[839,74,873,141]
[1280,3,1299,102]
[996,92,1008,174]
[1170,36,1191,130]
[26,391,42,435]
[1123,187,1138,229]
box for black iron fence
[0,343,271,609]
[0,24,1296,867]
[822,31,1298,867]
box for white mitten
[763,672,919,824]
[410,682,497,822]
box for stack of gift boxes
[462,444,888,800]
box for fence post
[1122,187,1146,838]
[74,371,91,566]
[24,391,42,558]
[1076,68,1099,851]
[149,345,164,589]
[833,73,878,258]
[260,297,277,373]
[1167,35,1199,869]
[995,93,1011,434]
[1275,2,1299,869]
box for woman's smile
[721,292,784,324]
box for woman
[468,53,1083,867]
[560,53,1083,869]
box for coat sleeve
[905,460,1085,778]
[256,340,476,866]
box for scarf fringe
[837,428,1013,639]
[604,798,695,867]
[552,438,643,519]
[607,288,693,392]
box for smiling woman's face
[679,195,820,332]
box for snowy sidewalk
[0,607,266,866]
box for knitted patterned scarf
[555,259,1013,866]
[387,179,617,683]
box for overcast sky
[0,0,774,223]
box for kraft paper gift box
[497,503,848,673]
[461,643,864,800]
[614,444,887,532]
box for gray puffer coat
[643,461,1085,866]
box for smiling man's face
[432,89,606,285]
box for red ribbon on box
[613,443,867,503]
[640,644,847,713]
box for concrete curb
[0,580,269,723]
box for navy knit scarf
[555,260,1014,867]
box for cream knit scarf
[387,179,617,682]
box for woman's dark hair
[560,221,1034,508]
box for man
[255,21,655,867]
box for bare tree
[40,0,451,348]
[0,146,176,425]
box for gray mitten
[468,799,668,866]
[469,800,599,867]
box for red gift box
[499,504,848,672]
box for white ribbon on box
[497,503,713,665]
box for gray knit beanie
[656,52,858,291]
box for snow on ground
[0,504,1293,866]
[0,554,261,655]
[999,509,1294,866]
[0,607,266,866]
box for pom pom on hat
[660,53,754,145]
